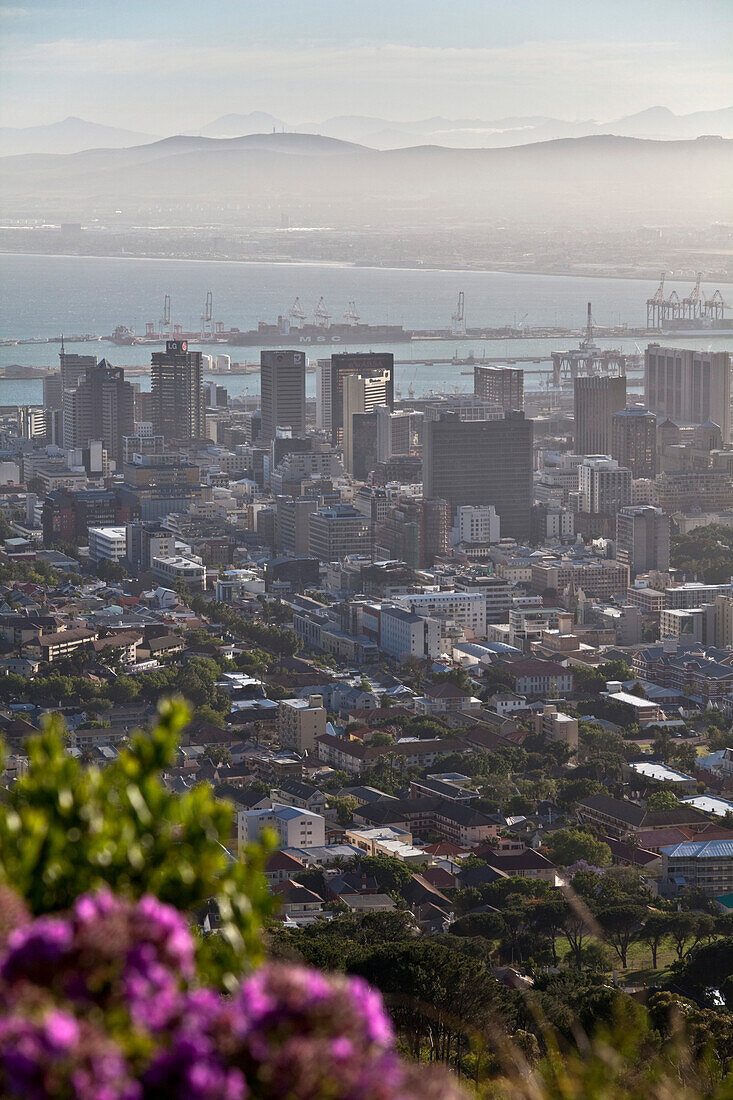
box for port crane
[201,290,214,338]
[646,273,666,328]
[289,298,306,328]
[450,291,466,337]
[343,300,360,325]
[682,272,703,321]
[706,288,726,322]
[313,297,330,328]
[150,295,172,339]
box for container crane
[646,272,666,328]
[160,294,171,338]
[682,273,703,321]
[343,300,360,325]
[313,297,330,328]
[450,291,466,336]
[201,290,213,338]
[289,298,306,328]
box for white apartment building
[237,804,326,851]
[151,555,206,593]
[88,526,127,563]
[450,505,500,547]
[278,696,327,755]
[397,590,487,638]
[578,456,632,514]
[379,606,442,660]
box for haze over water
[0,253,729,403]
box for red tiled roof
[266,851,305,872]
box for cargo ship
[227,298,411,346]
[228,320,411,346]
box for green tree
[671,523,733,584]
[205,744,231,766]
[668,911,705,960]
[646,789,680,811]
[545,828,612,868]
[638,911,672,969]
[597,903,645,968]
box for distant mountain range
[2,106,732,156]
[1,131,730,230]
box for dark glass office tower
[151,340,206,441]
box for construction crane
[343,300,360,325]
[160,294,171,337]
[313,297,330,328]
[450,291,466,336]
[201,290,213,338]
[289,298,306,327]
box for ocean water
[0,253,729,403]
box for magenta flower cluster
[0,889,464,1100]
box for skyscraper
[611,406,657,478]
[573,375,627,455]
[578,456,632,515]
[474,364,524,410]
[260,350,306,442]
[616,505,670,577]
[342,370,391,476]
[329,352,394,445]
[59,346,96,391]
[376,405,412,462]
[315,358,332,432]
[151,340,206,441]
[644,345,731,442]
[62,359,134,465]
[422,409,533,540]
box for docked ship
[227,299,411,346]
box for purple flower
[1,917,73,986]
[347,976,394,1046]
[43,1010,79,1053]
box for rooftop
[662,840,733,859]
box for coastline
[1,250,729,285]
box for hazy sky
[1,0,731,131]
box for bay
[0,254,729,404]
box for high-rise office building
[616,505,670,577]
[474,364,524,410]
[422,410,533,540]
[375,405,412,462]
[151,340,206,441]
[644,344,731,442]
[315,359,332,432]
[329,352,393,445]
[342,370,391,476]
[375,496,449,568]
[120,452,202,521]
[59,347,96,391]
[611,406,657,479]
[62,359,134,465]
[573,375,627,455]
[260,350,306,442]
[43,374,63,413]
[578,456,632,515]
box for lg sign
[166,340,188,353]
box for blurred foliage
[0,697,275,988]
